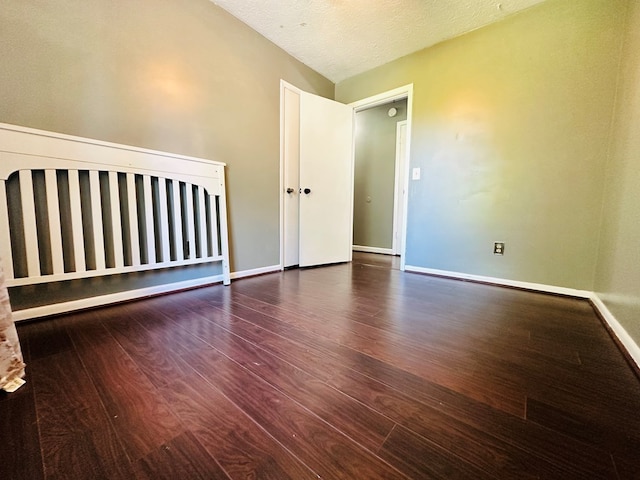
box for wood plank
[379,425,497,480]
[0,383,44,480]
[22,317,74,361]
[134,431,230,480]
[186,347,409,479]
[159,370,318,480]
[228,290,526,416]
[194,288,527,420]
[177,297,344,382]
[328,367,615,479]
[65,310,184,461]
[103,303,320,479]
[159,300,396,452]
[613,454,640,480]
[31,349,136,479]
[526,396,640,461]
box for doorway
[352,99,408,256]
[349,85,413,271]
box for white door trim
[393,120,408,255]
[349,84,413,271]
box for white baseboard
[13,275,225,322]
[405,264,640,371]
[404,265,592,298]
[353,245,394,255]
[12,264,281,321]
[231,264,281,280]
[590,294,640,370]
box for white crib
[0,123,230,321]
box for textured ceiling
[211,0,547,83]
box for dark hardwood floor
[2,252,640,479]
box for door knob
[303,188,311,195]
[286,188,295,194]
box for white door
[282,87,300,268]
[299,91,354,267]
[281,84,354,268]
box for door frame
[349,84,413,271]
[393,120,408,256]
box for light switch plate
[412,167,421,180]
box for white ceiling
[211,0,547,83]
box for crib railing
[0,123,230,319]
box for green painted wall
[336,0,625,290]
[354,101,407,249]
[595,2,640,347]
[0,0,333,273]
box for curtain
[0,261,25,392]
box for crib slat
[157,177,170,263]
[208,195,220,258]
[171,180,184,261]
[126,173,141,266]
[68,170,86,273]
[143,175,156,265]
[196,186,207,258]
[19,170,41,276]
[89,170,106,271]
[45,170,64,274]
[0,181,14,279]
[185,183,195,260]
[108,171,124,268]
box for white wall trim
[0,122,225,167]
[404,265,592,298]
[12,275,225,321]
[404,264,640,372]
[353,245,394,255]
[590,293,640,370]
[392,120,408,256]
[231,264,281,280]
[349,84,414,111]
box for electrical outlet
[493,242,505,255]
